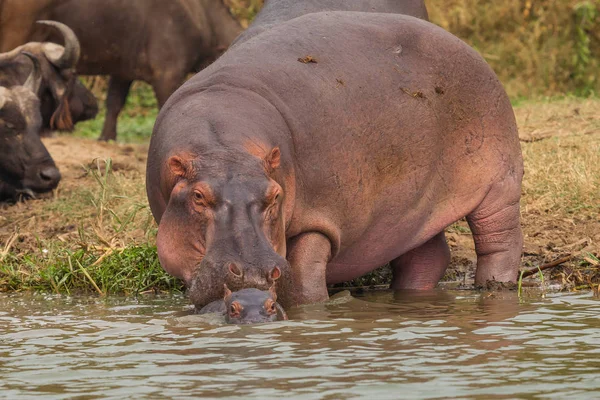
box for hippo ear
[264,147,280,173]
[223,283,232,300]
[168,154,195,179]
[269,283,277,302]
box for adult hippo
[147,12,524,308]
[1,53,61,201]
[231,0,429,46]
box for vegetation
[1,2,599,296]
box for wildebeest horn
[0,88,6,110]
[0,45,31,64]
[21,52,42,94]
[36,20,80,69]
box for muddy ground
[0,98,599,293]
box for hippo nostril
[228,262,243,278]
[39,166,61,184]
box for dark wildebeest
[0,20,98,132]
[231,0,429,46]
[147,12,523,309]
[0,52,61,201]
[1,0,242,141]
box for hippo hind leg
[466,178,523,287]
[390,231,450,290]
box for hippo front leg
[285,232,331,306]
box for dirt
[0,136,150,257]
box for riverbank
[1,95,598,295]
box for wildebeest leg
[390,232,450,290]
[285,232,331,306]
[99,77,132,141]
[466,181,523,286]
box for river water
[1,289,599,399]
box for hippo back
[232,0,429,46]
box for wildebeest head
[0,20,97,131]
[0,52,61,201]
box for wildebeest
[0,20,98,132]
[1,0,243,141]
[0,52,61,201]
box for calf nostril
[39,166,61,183]
[228,262,243,278]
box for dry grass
[427,0,599,97]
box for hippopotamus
[146,12,524,308]
[231,0,429,47]
[1,52,61,201]
[198,284,288,324]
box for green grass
[1,244,182,295]
[0,155,182,296]
[73,82,158,143]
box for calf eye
[265,300,277,314]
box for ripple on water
[0,291,599,398]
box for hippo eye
[229,302,241,317]
[265,300,277,314]
[193,191,204,204]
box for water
[1,289,599,399]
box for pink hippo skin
[146,12,524,308]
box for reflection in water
[1,290,599,399]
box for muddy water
[1,290,599,399]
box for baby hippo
[198,284,288,324]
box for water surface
[1,290,599,399]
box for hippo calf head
[224,284,287,324]
[198,284,288,324]
[155,143,292,308]
[0,53,61,200]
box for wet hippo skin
[146,12,524,308]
